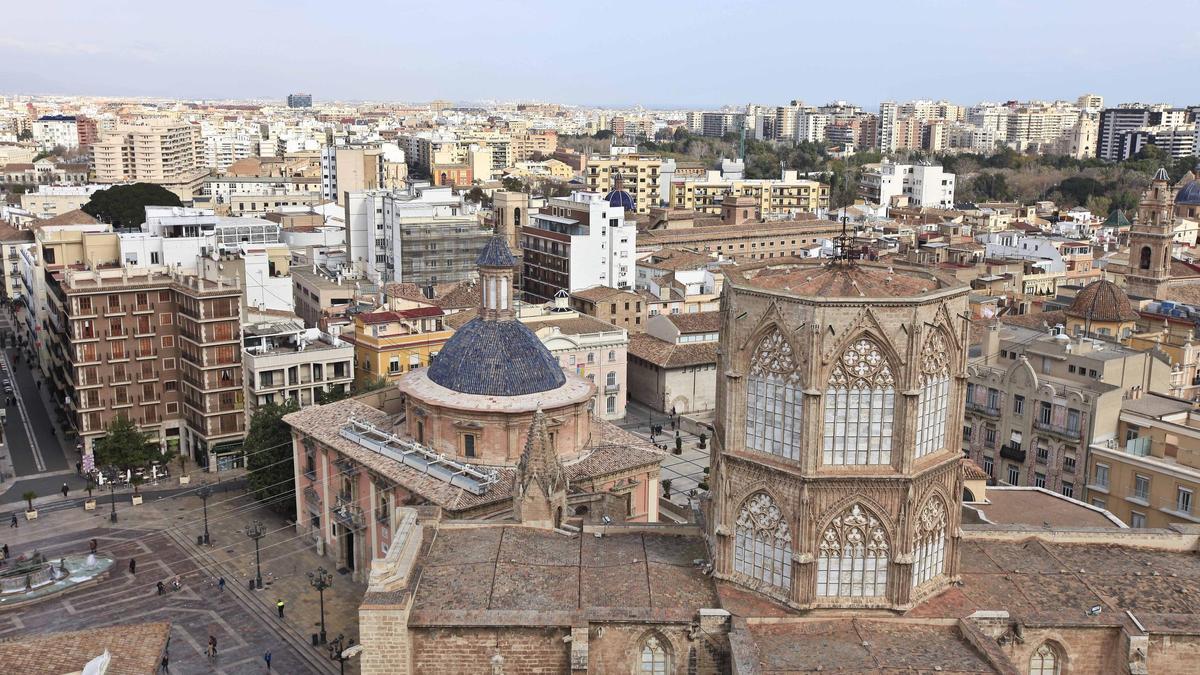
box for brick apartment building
[46,267,247,469]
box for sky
[2,0,1198,109]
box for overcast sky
[2,0,1197,109]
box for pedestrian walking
[9,514,16,529]
[276,598,285,618]
[156,581,165,596]
[129,558,136,574]
[160,653,169,672]
[89,538,97,554]
[75,461,82,475]
[61,483,69,498]
[207,636,217,658]
[217,576,225,592]
[264,650,272,670]
[2,543,8,559]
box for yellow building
[584,153,662,214]
[1088,393,1200,529]
[348,307,453,386]
[670,170,829,216]
[503,159,573,181]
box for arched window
[915,333,951,459]
[638,634,670,674]
[1139,246,1152,270]
[734,492,793,591]
[745,328,803,460]
[1030,643,1061,675]
[816,504,889,597]
[911,497,947,588]
[823,337,895,465]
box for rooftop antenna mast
[832,209,855,265]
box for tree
[93,415,165,483]
[315,384,349,405]
[592,130,614,140]
[244,400,300,519]
[17,128,32,141]
[22,491,36,512]
[1057,176,1104,206]
[500,176,526,193]
[82,183,183,228]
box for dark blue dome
[427,318,566,396]
[1178,180,1200,206]
[605,189,636,211]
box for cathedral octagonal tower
[707,256,970,611]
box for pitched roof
[571,285,641,303]
[476,235,517,267]
[665,311,721,334]
[35,209,99,227]
[0,621,170,675]
[1063,279,1139,323]
[0,221,34,242]
[628,333,718,368]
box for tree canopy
[93,415,167,473]
[82,183,183,228]
[245,400,300,519]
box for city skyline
[2,0,1197,107]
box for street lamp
[327,634,359,675]
[246,520,265,589]
[103,466,119,523]
[197,483,212,546]
[307,566,332,645]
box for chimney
[982,321,1000,366]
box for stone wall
[411,626,570,674]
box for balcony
[334,458,359,477]
[304,485,321,506]
[605,383,621,394]
[999,443,1026,463]
[1033,420,1082,441]
[332,494,365,530]
[967,401,1001,418]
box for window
[1063,455,1076,473]
[1013,395,1025,415]
[462,434,475,458]
[606,396,616,414]
[1131,511,1147,528]
[608,350,616,362]
[164,380,177,392]
[746,329,803,461]
[1066,409,1081,434]
[1178,487,1193,514]
[817,504,889,598]
[911,498,946,588]
[1030,643,1060,675]
[606,371,617,387]
[587,352,594,364]
[638,634,670,675]
[163,358,176,371]
[962,425,972,441]
[1034,472,1046,488]
[107,294,120,309]
[1006,464,1020,485]
[983,455,994,477]
[1038,401,1052,425]
[824,337,895,466]
[1134,475,1150,501]
[734,492,792,592]
[161,336,174,349]
[388,358,400,374]
[915,333,950,459]
[983,426,997,447]
[986,387,1000,410]
[1094,463,1110,489]
[1061,482,1074,498]
[1091,497,1107,509]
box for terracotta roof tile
[628,333,718,368]
[665,311,721,333]
[0,621,170,675]
[35,209,99,227]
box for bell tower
[1127,167,1175,299]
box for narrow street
[616,399,713,507]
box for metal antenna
[832,209,855,264]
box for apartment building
[0,222,34,302]
[860,160,956,210]
[291,267,359,329]
[242,318,354,410]
[584,153,662,214]
[19,185,107,220]
[637,209,843,262]
[44,266,246,469]
[345,307,452,386]
[963,322,1171,498]
[1087,393,1200,528]
[668,170,829,216]
[92,119,207,198]
[626,311,719,414]
[521,191,637,302]
[569,286,645,333]
[1095,106,1185,161]
[636,249,723,318]
[320,144,406,204]
[1005,104,1082,152]
[32,115,79,151]
[978,231,1100,286]
[344,185,491,286]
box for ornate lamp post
[198,483,212,546]
[307,566,332,645]
[103,466,119,523]
[246,520,265,589]
[328,634,358,675]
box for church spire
[513,405,568,528]
[477,235,517,321]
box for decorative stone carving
[749,328,800,383]
[829,338,894,389]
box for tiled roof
[428,317,566,396]
[1000,310,1066,331]
[385,279,481,309]
[967,487,1123,528]
[962,459,989,481]
[0,221,34,242]
[359,306,445,325]
[285,400,662,514]
[738,261,953,298]
[665,311,721,334]
[476,235,517,267]
[1064,279,1139,323]
[571,285,641,303]
[0,621,170,675]
[35,209,99,227]
[628,333,718,369]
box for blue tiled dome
[605,189,636,211]
[427,318,566,396]
[1178,180,1200,206]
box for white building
[521,191,637,302]
[242,318,354,410]
[859,161,956,211]
[32,115,79,151]
[977,231,1091,274]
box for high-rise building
[92,119,206,198]
[877,101,898,152]
[859,161,955,210]
[286,93,313,108]
[521,191,637,302]
[32,115,79,151]
[583,152,662,214]
[1098,106,1155,161]
[320,143,406,204]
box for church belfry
[1127,167,1176,298]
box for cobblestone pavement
[0,484,365,674]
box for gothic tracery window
[746,328,803,460]
[638,634,670,674]
[823,337,895,465]
[915,332,951,459]
[816,504,889,597]
[734,492,793,591]
[911,497,947,588]
[1029,643,1061,675]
